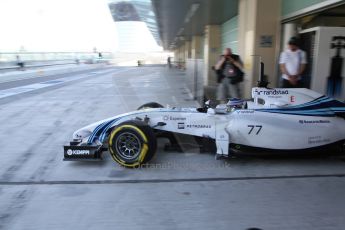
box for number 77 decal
[247,125,263,135]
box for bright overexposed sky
[0,0,161,52]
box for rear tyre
[108,120,157,168]
[137,102,164,110]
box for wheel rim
[115,132,142,160]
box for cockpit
[197,98,246,114]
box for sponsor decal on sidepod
[254,89,289,96]
[299,120,331,124]
[163,115,187,121]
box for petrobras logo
[254,89,289,96]
[66,149,90,156]
[186,124,212,129]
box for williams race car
[64,85,345,167]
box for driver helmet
[227,98,245,110]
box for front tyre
[108,120,157,167]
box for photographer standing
[215,48,244,103]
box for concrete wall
[238,0,281,97]
[203,25,221,87]
[179,44,186,63]
[238,0,258,97]
[191,36,204,59]
[254,0,281,88]
[184,41,192,60]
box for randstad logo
[255,89,289,96]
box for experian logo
[67,149,90,156]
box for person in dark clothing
[167,56,172,68]
[215,48,244,103]
[16,55,24,70]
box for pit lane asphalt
[0,65,345,230]
[0,64,110,90]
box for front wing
[63,141,103,161]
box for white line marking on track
[0,68,130,99]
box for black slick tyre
[137,102,164,110]
[108,120,157,167]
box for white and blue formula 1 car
[64,85,345,167]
